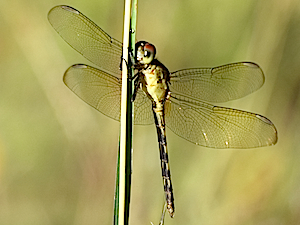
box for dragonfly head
[135,41,156,65]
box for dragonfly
[48,5,278,218]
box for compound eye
[144,43,155,57]
[143,43,156,64]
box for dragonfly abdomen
[153,106,175,217]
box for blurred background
[1,0,300,224]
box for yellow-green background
[1,0,299,224]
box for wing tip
[48,5,79,19]
[48,5,79,26]
[63,64,84,84]
[72,64,88,69]
[255,114,278,145]
[242,62,260,68]
[60,5,80,14]
[255,114,273,125]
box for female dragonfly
[48,5,277,218]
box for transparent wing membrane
[170,62,265,103]
[48,5,123,77]
[64,64,122,121]
[64,64,154,125]
[165,93,277,148]
[49,5,277,149]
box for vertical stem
[118,0,131,224]
[124,0,137,222]
[114,0,137,224]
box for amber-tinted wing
[170,62,264,103]
[165,92,277,148]
[48,5,153,124]
[48,5,122,77]
[49,5,277,148]
[63,64,153,125]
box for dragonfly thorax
[141,63,169,107]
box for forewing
[165,93,277,148]
[170,62,265,103]
[48,5,122,77]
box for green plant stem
[114,0,137,224]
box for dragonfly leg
[159,202,167,225]
[120,48,135,76]
[131,72,142,102]
[119,55,125,72]
[128,47,136,66]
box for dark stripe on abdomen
[153,107,175,217]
